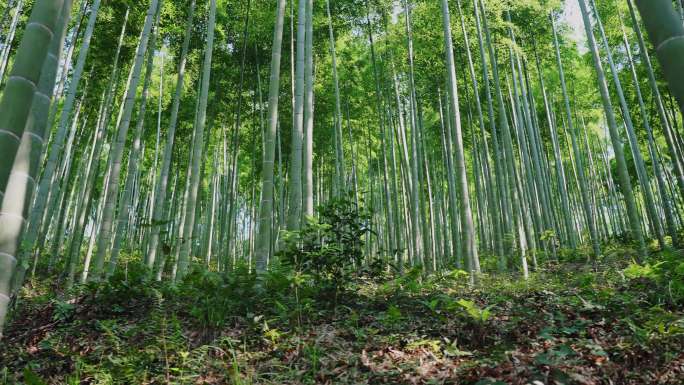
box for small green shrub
[623,261,662,280]
[278,195,371,300]
[455,299,493,323]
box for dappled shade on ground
[2,246,684,384]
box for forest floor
[2,245,684,385]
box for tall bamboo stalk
[89,0,160,281]
[578,0,646,259]
[287,0,306,230]
[325,0,347,194]
[551,15,600,257]
[177,0,217,280]
[441,0,479,277]
[147,0,196,271]
[108,5,162,276]
[255,0,288,273]
[303,0,314,218]
[0,0,67,337]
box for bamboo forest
[2,0,684,383]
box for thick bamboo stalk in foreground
[0,0,67,338]
[634,0,684,118]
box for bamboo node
[0,129,21,142]
[26,21,55,38]
[657,35,684,52]
[6,75,37,89]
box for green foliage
[622,250,684,303]
[3,249,684,384]
[51,300,75,322]
[534,344,576,366]
[540,229,557,242]
[455,299,493,323]
[278,195,371,298]
[179,264,258,330]
[21,370,46,385]
[623,260,662,280]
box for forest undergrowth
[4,0,684,384]
[2,244,684,385]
